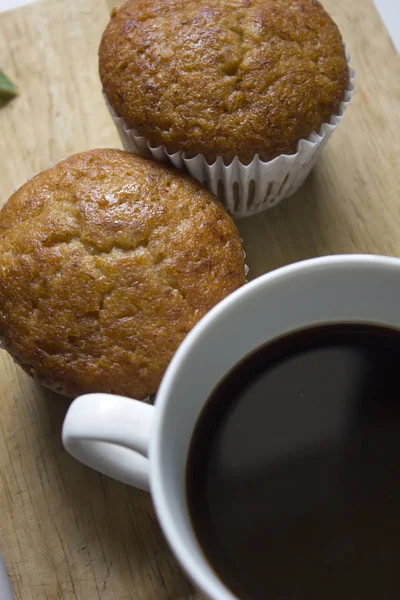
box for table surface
[0,0,399,598]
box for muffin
[99,0,355,216]
[0,149,246,399]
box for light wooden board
[0,0,399,598]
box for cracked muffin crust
[0,149,245,399]
[99,0,349,163]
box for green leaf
[0,69,18,98]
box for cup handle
[62,393,155,491]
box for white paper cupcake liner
[104,52,355,218]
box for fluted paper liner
[105,52,355,218]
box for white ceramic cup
[62,254,400,600]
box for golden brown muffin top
[0,149,245,399]
[99,0,349,163]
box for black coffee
[186,324,400,600]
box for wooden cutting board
[0,0,399,598]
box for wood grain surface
[0,0,399,598]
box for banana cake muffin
[0,149,245,399]
[99,0,350,164]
